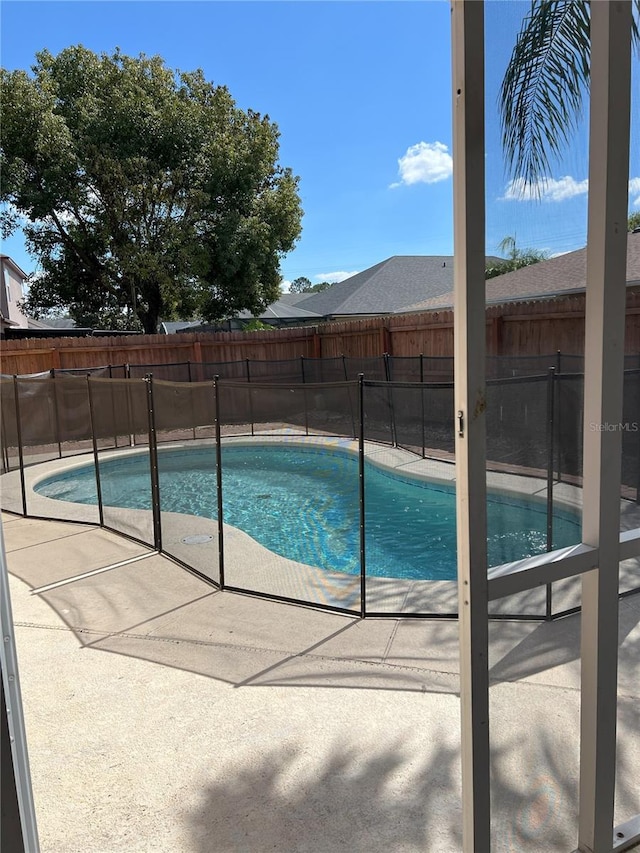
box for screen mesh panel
[90,380,154,545]
[127,362,191,382]
[152,379,216,444]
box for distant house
[279,254,511,321]
[233,298,322,328]
[293,256,459,321]
[160,320,204,334]
[161,299,322,333]
[27,317,79,332]
[404,230,640,312]
[0,255,29,335]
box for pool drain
[181,534,214,545]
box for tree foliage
[289,276,313,293]
[1,46,303,332]
[500,0,639,188]
[629,212,640,232]
[485,236,549,279]
[288,276,332,294]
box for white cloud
[390,141,453,188]
[280,279,292,293]
[315,271,359,283]
[502,175,640,208]
[501,175,589,202]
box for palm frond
[500,0,640,191]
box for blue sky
[1,0,639,290]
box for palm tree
[485,236,548,279]
[500,0,639,189]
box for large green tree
[1,46,303,333]
[500,0,639,188]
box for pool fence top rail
[3,350,640,384]
[2,286,640,376]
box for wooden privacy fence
[2,288,640,376]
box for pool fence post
[183,363,197,441]
[300,357,310,436]
[49,368,63,460]
[12,377,27,517]
[86,376,105,528]
[358,373,366,618]
[125,364,135,447]
[245,359,255,437]
[383,352,390,382]
[144,374,162,553]
[545,367,556,619]
[214,376,225,589]
[0,382,10,473]
[107,364,119,449]
[636,367,640,503]
[555,351,563,483]
[383,353,397,448]
[420,353,426,459]
[343,356,357,439]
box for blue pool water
[35,444,581,581]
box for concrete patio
[3,511,640,852]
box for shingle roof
[27,317,77,329]
[278,292,314,306]
[237,299,322,320]
[296,256,459,316]
[405,231,640,312]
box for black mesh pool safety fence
[1,368,638,618]
[13,350,640,388]
[1,350,634,404]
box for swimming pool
[34,443,581,581]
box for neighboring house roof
[236,299,322,321]
[278,292,314,306]
[160,320,203,334]
[0,254,28,279]
[405,231,640,312]
[295,256,458,317]
[161,300,321,333]
[28,317,77,330]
